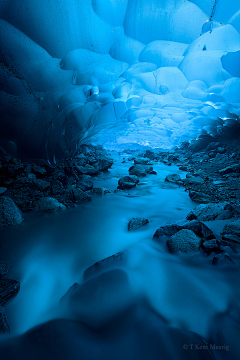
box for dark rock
[129,164,153,177]
[219,164,240,176]
[31,164,47,177]
[75,164,98,175]
[0,187,7,195]
[165,174,182,184]
[168,155,179,163]
[208,150,217,158]
[186,202,239,221]
[0,197,23,227]
[179,165,188,171]
[166,229,202,254]
[212,253,234,265]
[202,239,220,252]
[134,158,149,165]
[218,147,226,154]
[83,251,127,281]
[34,197,66,213]
[34,179,50,191]
[88,157,98,165]
[5,164,24,178]
[72,188,92,203]
[93,187,110,196]
[0,306,10,334]
[0,278,20,305]
[154,219,214,241]
[61,269,131,328]
[43,164,56,175]
[118,175,139,190]
[184,175,204,185]
[0,261,10,278]
[149,170,157,175]
[206,142,221,152]
[222,220,240,244]
[143,150,157,160]
[51,180,65,195]
[96,158,113,172]
[76,175,93,191]
[189,191,213,204]
[128,217,149,231]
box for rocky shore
[1,137,240,347]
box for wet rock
[0,278,20,305]
[31,164,47,177]
[206,142,221,152]
[93,187,110,196]
[168,155,179,163]
[179,165,188,171]
[212,253,234,265]
[128,217,149,231]
[134,158,149,165]
[154,219,214,241]
[118,175,139,190]
[0,261,10,278]
[166,229,202,254]
[222,219,240,244]
[34,197,66,213]
[202,239,220,252]
[165,174,182,184]
[186,202,239,221]
[43,164,55,175]
[218,147,226,154]
[33,179,50,191]
[96,158,113,172]
[189,191,213,204]
[129,164,153,177]
[72,188,92,203]
[51,180,65,195]
[83,251,127,281]
[76,175,93,191]
[4,164,24,178]
[0,187,7,195]
[0,197,23,227]
[61,269,131,328]
[184,174,204,185]
[0,306,10,334]
[219,164,240,176]
[143,150,157,160]
[75,164,97,176]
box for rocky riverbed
[0,139,240,359]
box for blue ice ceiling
[0,0,240,160]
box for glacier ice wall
[0,0,240,160]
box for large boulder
[186,202,239,221]
[165,174,182,184]
[222,219,240,245]
[128,164,153,177]
[34,197,66,213]
[76,175,93,192]
[0,306,10,334]
[83,251,127,281]
[118,175,139,190]
[0,197,23,227]
[128,217,149,231]
[166,229,202,254]
[154,219,215,241]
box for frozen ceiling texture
[1,0,240,161]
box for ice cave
[0,0,240,359]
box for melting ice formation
[1,0,240,160]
